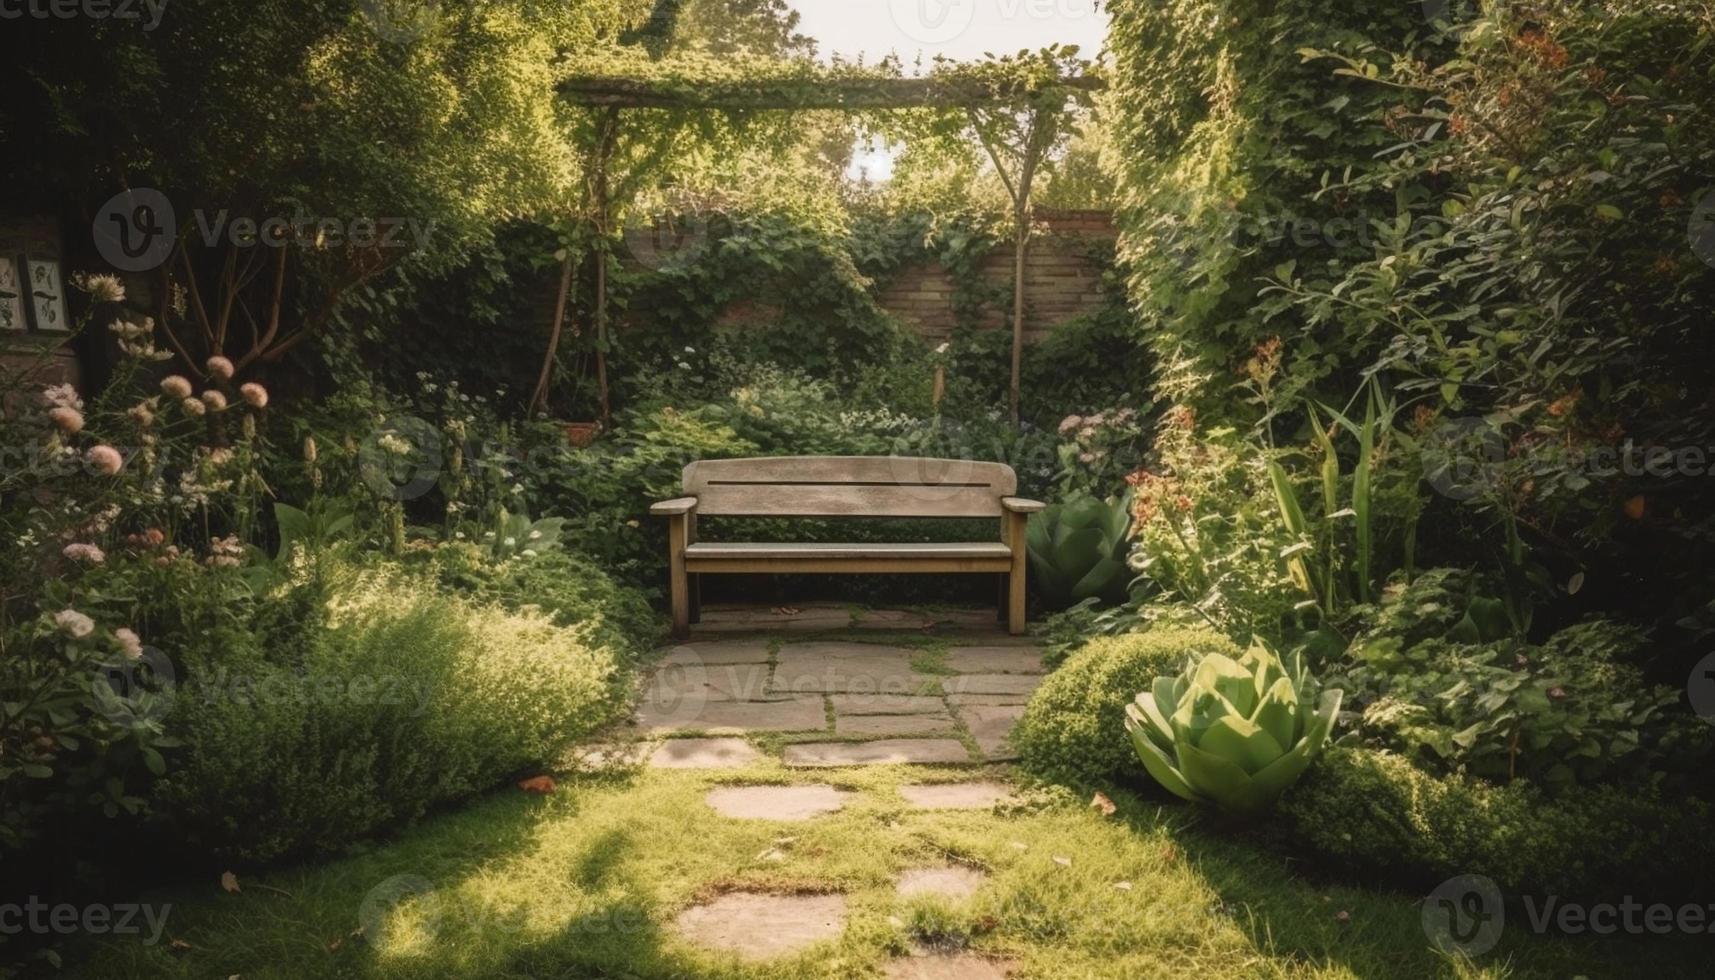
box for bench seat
[656,457,1041,639]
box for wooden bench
[651,456,1045,640]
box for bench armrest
[651,497,698,517]
[1001,497,1047,514]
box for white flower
[41,384,83,411]
[161,376,193,400]
[201,390,228,412]
[54,608,95,639]
[206,356,235,381]
[113,628,143,659]
[181,396,206,417]
[63,542,106,564]
[503,537,517,548]
[72,273,126,303]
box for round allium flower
[54,608,95,639]
[206,355,235,381]
[239,382,268,408]
[85,445,124,476]
[201,390,228,412]
[127,402,155,428]
[41,383,83,411]
[1058,415,1083,436]
[48,406,85,434]
[161,375,193,400]
[181,396,206,417]
[63,542,106,564]
[113,628,144,660]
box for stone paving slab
[783,739,972,768]
[884,952,1016,979]
[695,606,854,633]
[644,662,776,702]
[946,692,1034,707]
[896,866,988,901]
[828,693,947,715]
[898,782,1016,810]
[957,704,1027,761]
[944,647,1045,674]
[672,892,847,960]
[658,641,773,667]
[943,674,1043,698]
[836,713,956,737]
[637,696,826,735]
[705,784,853,821]
[851,609,937,628]
[649,738,763,769]
[772,644,935,696]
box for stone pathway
[622,611,1042,967]
[632,619,1045,768]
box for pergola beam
[557,74,1104,111]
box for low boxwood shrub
[153,565,627,863]
[1279,746,1715,901]
[1014,628,1240,787]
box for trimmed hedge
[1014,628,1240,787]
[1279,746,1715,901]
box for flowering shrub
[1053,406,1146,498]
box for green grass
[63,758,1701,979]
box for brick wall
[875,209,1115,344]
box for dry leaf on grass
[517,775,556,794]
[220,871,240,894]
[1090,792,1117,817]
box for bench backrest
[683,456,1017,518]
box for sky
[786,0,1111,181]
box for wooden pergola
[539,65,1105,427]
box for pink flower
[1058,415,1084,436]
[181,397,206,417]
[161,376,193,400]
[41,384,83,410]
[128,402,155,428]
[113,628,144,660]
[239,382,268,409]
[48,406,85,434]
[201,390,228,411]
[85,445,124,476]
[63,542,106,564]
[206,356,235,381]
[54,608,95,639]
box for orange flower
[1623,495,1647,520]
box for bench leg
[1006,512,1027,635]
[689,573,702,624]
[669,515,691,640]
[997,574,1008,622]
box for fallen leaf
[517,775,556,794]
[771,606,801,616]
[1161,845,1177,864]
[1114,881,1134,891]
[1623,495,1647,520]
[1335,910,1351,923]
[168,939,194,953]
[220,871,240,894]
[1009,841,1029,851]
[1090,792,1117,817]
[1052,856,1072,868]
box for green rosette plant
[1025,491,1135,608]
[1123,640,1342,816]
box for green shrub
[153,566,626,863]
[1279,747,1715,900]
[1014,628,1240,787]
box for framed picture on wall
[23,255,68,333]
[0,256,23,333]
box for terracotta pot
[562,421,602,448]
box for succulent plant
[1025,491,1135,607]
[1123,640,1342,816]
